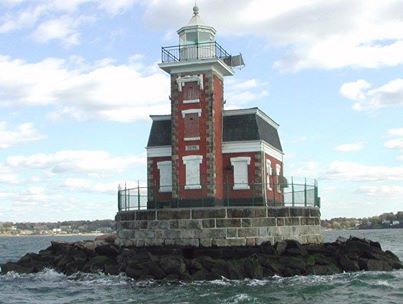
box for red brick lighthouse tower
[154,5,243,206]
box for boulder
[260,241,276,255]
[95,244,120,259]
[1,236,402,280]
[278,256,306,276]
[242,255,263,279]
[95,233,117,243]
[159,256,186,276]
[276,239,306,256]
[338,254,360,272]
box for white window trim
[222,140,283,162]
[157,161,172,193]
[181,108,202,118]
[183,98,200,104]
[146,146,171,157]
[183,155,203,190]
[266,159,272,191]
[230,157,251,190]
[176,74,204,92]
[276,164,282,193]
[184,137,200,141]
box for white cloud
[340,78,403,111]
[384,128,403,161]
[48,0,93,13]
[287,160,319,179]
[0,0,24,6]
[0,165,19,184]
[387,128,403,137]
[357,185,403,197]
[335,142,364,152]
[225,78,268,108]
[4,1,403,70]
[5,150,145,175]
[0,121,45,149]
[98,0,137,15]
[143,0,403,71]
[340,80,371,101]
[0,5,45,33]
[0,0,139,47]
[0,55,170,122]
[385,138,403,150]
[63,178,118,193]
[325,160,403,182]
[31,15,92,46]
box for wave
[1,268,402,287]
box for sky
[0,0,402,222]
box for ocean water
[0,230,402,304]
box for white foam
[36,268,65,281]
[226,293,252,304]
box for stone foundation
[115,206,322,247]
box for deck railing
[161,41,231,64]
[117,178,320,212]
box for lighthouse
[116,5,322,249]
[146,6,284,208]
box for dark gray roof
[147,109,283,152]
[223,114,282,151]
[147,119,171,147]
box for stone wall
[115,206,322,247]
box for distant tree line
[321,211,403,230]
[0,219,115,234]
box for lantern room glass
[179,30,215,46]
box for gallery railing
[117,177,320,212]
[161,41,231,64]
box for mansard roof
[147,108,283,152]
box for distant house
[392,220,400,226]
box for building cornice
[159,58,233,77]
[223,108,279,129]
[147,141,284,162]
[150,115,171,121]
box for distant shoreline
[0,233,103,237]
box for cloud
[357,185,403,197]
[0,55,170,122]
[0,122,45,149]
[5,150,145,175]
[0,165,19,184]
[0,0,139,47]
[387,128,403,137]
[0,5,45,33]
[385,128,403,161]
[142,0,403,71]
[62,178,139,193]
[340,78,403,111]
[325,160,403,182]
[3,1,403,70]
[31,15,93,46]
[63,178,118,193]
[225,78,268,108]
[385,138,403,150]
[340,80,371,101]
[98,0,138,15]
[335,142,364,152]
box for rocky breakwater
[1,235,402,280]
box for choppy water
[0,230,402,304]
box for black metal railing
[161,41,231,64]
[117,178,320,212]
